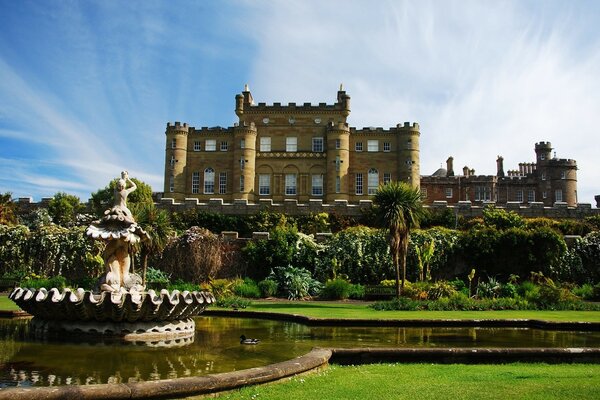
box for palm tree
[133,203,175,285]
[373,181,426,297]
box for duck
[240,334,260,345]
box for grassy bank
[0,295,19,311]
[230,300,600,322]
[218,363,600,400]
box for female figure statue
[86,171,148,293]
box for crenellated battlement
[193,126,234,134]
[166,122,189,129]
[14,197,599,221]
[350,122,420,135]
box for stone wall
[14,197,600,220]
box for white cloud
[246,0,600,203]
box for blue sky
[0,0,599,204]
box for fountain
[9,171,214,344]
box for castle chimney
[470,168,475,176]
[519,163,524,175]
[446,157,454,177]
[596,195,600,208]
[463,166,469,177]
[242,84,254,105]
[496,156,505,177]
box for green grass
[226,300,600,322]
[218,363,600,400]
[0,295,19,311]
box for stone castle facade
[163,86,579,209]
[420,142,578,207]
[164,86,420,203]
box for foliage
[268,266,322,300]
[20,208,53,229]
[567,232,600,283]
[167,279,201,292]
[156,227,222,283]
[171,210,248,235]
[247,210,289,232]
[295,212,330,235]
[258,279,278,297]
[145,267,170,290]
[314,226,392,284]
[459,226,566,280]
[21,275,68,290]
[208,279,237,298]
[320,278,353,300]
[476,276,502,299]
[243,226,323,281]
[407,227,460,281]
[215,295,251,309]
[482,206,525,230]
[420,208,461,229]
[373,181,426,297]
[426,281,457,300]
[134,203,175,284]
[90,176,153,217]
[233,278,261,298]
[0,192,17,226]
[0,224,30,277]
[47,192,84,226]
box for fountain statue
[9,171,214,344]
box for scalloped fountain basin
[8,287,215,341]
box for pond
[1,316,599,387]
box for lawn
[0,294,19,311]
[229,300,600,322]
[218,363,600,400]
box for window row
[354,140,391,152]
[355,169,391,195]
[259,137,324,152]
[192,169,227,194]
[191,140,228,152]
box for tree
[0,192,17,226]
[373,181,426,297]
[48,192,84,226]
[133,203,174,285]
[90,177,153,217]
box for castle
[163,86,579,209]
[420,142,578,207]
[164,86,420,203]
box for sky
[0,0,598,205]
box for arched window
[204,167,215,194]
[368,168,379,195]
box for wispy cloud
[245,0,600,203]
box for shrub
[167,280,201,292]
[21,275,67,290]
[370,297,422,311]
[258,279,278,298]
[476,277,501,299]
[518,281,541,303]
[209,278,238,298]
[348,283,365,300]
[216,296,251,309]
[482,206,525,230]
[233,278,261,299]
[157,227,223,283]
[320,278,352,300]
[146,267,170,288]
[426,281,457,300]
[572,283,594,300]
[268,266,322,300]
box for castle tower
[534,141,578,206]
[164,122,189,200]
[232,122,257,202]
[326,122,351,202]
[396,122,420,187]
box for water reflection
[1,316,599,387]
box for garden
[1,186,600,314]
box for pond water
[1,316,599,387]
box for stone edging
[203,309,600,331]
[330,347,600,365]
[0,348,333,400]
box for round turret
[535,141,553,163]
[326,122,350,202]
[164,122,190,200]
[232,122,257,201]
[396,123,420,187]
